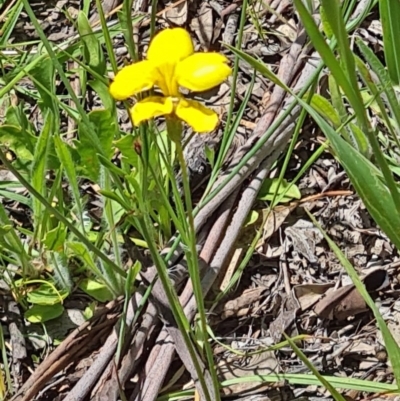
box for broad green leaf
[67,242,101,276]
[77,11,106,75]
[309,94,341,127]
[115,134,140,166]
[25,304,64,323]
[88,80,114,111]
[43,223,67,252]
[244,210,259,227]
[130,237,148,248]
[88,109,115,159]
[0,204,29,265]
[258,178,301,203]
[27,284,68,305]
[348,122,370,156]
[320,0,358,96]
[79,278,114,302]
[75,109,116,181]
[31,56,56,112]
[0,125,34,162]
[6,104,35,138]
[54,136,84,227]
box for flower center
[156,63,180,97]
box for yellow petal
[175,53,231,92]
[131,96,174,126]
[175,99,218,133]
[147,28,194,65]
[110,60,157,100]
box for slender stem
[136,209,212,401]
[174,134,221,400]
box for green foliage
[258,178,301,203]
[78,278,114,302]
[25,304,64,323]
[3,0,400,399]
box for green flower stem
[134,205,212,401]
[168,118,221,401]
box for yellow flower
[109,28,231,133]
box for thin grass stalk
[175,139,221,400]
[134,214,213,401]
[95,0,118,73]
[212,0,249,181]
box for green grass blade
[320,0,358,93]
[222,373,398,393]
[285,334,347,401]
[226,42,400,252]
[53,136,85,230]
[380,0,400,84]
[31,112,52,230]
[294,0,370,144]
[356,38,400,136]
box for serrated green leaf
[293,0,370,155]
[356,38,400,133]
[299,96,400,250]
